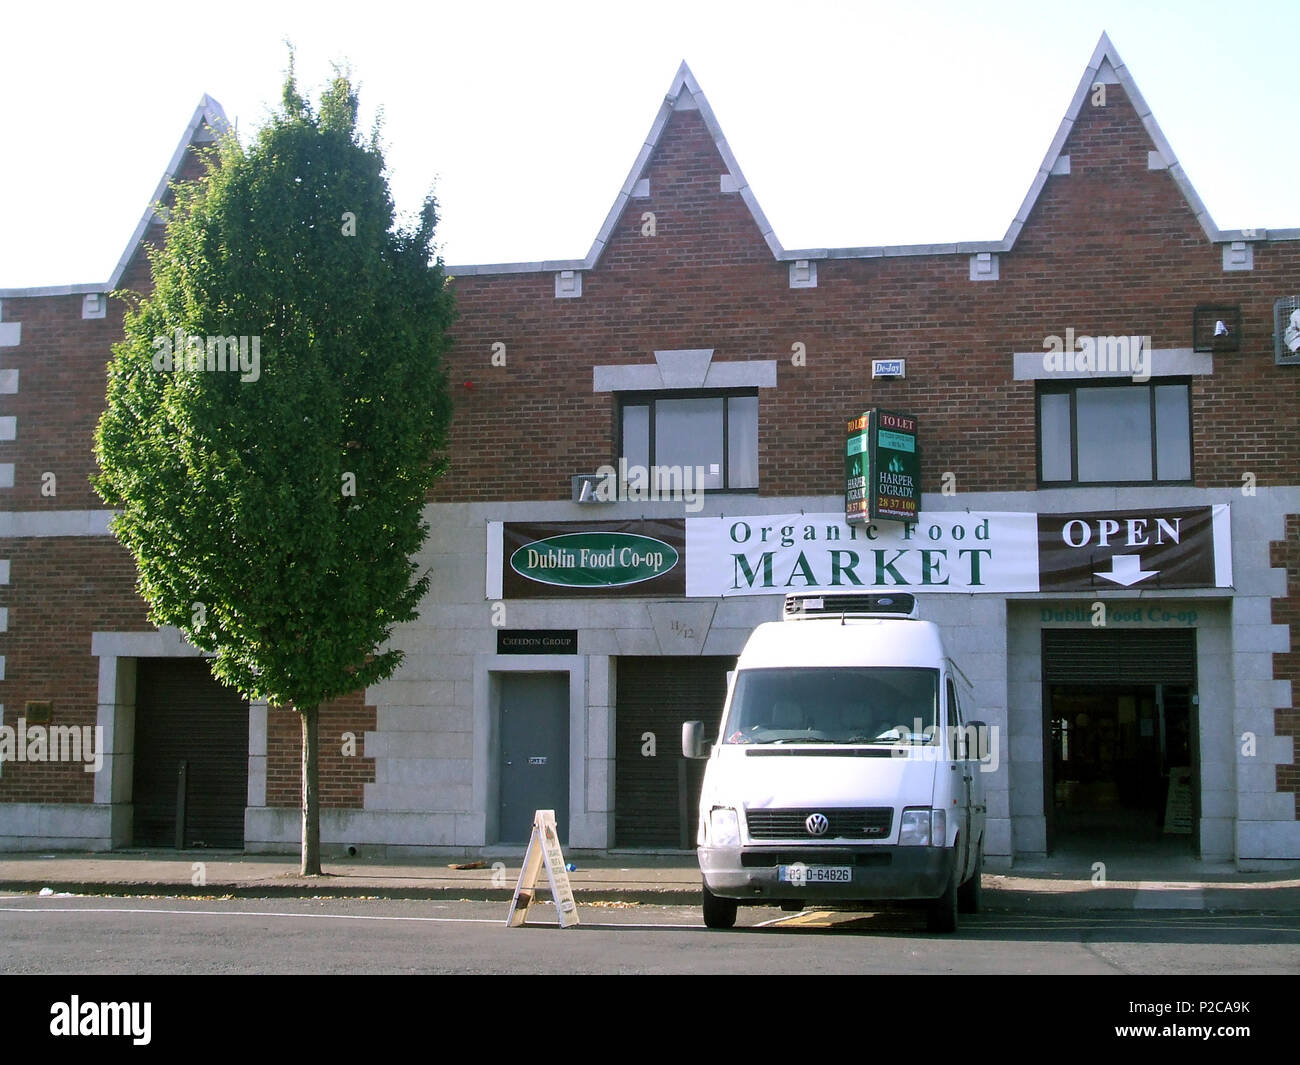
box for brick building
[1,34,1297,867]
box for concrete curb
[3,877,1298,912]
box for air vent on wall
[1192,305,1240,353]
[1275,297,1300,365]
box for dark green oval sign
[509,532,679,588]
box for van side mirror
[682,720,708,759]
[963,721,988,760]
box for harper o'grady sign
[846,409,920,524]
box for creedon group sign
[486,506,1232,598]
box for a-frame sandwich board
[505,809,579,928]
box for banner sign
[1036,505,1230,591]
[846,409,920,524]
[487,505,1231,599]
[688,511,1037,596]
[495,519,686,598]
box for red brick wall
[0,537,152,803]
[1270,514,1300,816]
[433,85,1300,504]
[265,693,377,808]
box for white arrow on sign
[1095,554,1158,587]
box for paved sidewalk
[1,850,1298,912]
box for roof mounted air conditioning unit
[1275,297,1300,365]
[783,591,918,620]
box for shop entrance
[1041,629,1198,856]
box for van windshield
[722,667,939,745]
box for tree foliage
[94,65,455,868]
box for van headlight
[708,807,741,847]
[899,808,946,847]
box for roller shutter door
[133,658,249,849]
[1042,629,1197,684]
[615,656,732,848]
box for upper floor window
[619,391,758,490]
[1037,380,1192,486]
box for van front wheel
[702,880,738,929]
[958,839,983,915]
[926,862,959,934]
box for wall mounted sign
[494,520,686,598]
[845,409,920,524]
[1036,506,1229,592]
[487,506,1231,598]
[497,629,579,655]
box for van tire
[702,881,738,929]
[958,839,983,915]
[926,863,959,934]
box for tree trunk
[300,705,321,876]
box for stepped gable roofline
[448,36,1297,279]
[0,95,230,299]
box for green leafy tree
[94,65,455,874]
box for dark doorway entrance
[615,656,732,848]
[1047,683,1194,853]
[498,673,569,845]
[132,657,249,849]
[1041,629,1198,856]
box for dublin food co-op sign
[487,506,1232,598]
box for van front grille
[740,850,892,868]
[745,807,893,840]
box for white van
[682,591,988,932]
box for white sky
[2,0,1297,288]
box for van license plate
[778,865,851,884]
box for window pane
[1076,386,1152,482]
[621,404,649,472]
[655,397,723,489]
[1039,392,1072,481]
[727,395,759,488]
[1154,384,1191,481]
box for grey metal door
[499,673,569,844]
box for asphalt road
[2,893,1297,975]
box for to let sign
[846,409,920,524]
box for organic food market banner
[684,512,1037,597]
[487,506,1231,598]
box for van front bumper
[700,844,956,903]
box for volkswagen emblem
[805,813,830,836]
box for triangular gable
[1004,32,1270,249]
[0,95,230,299]
[107,95,231,292]
[585,61,781,266]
